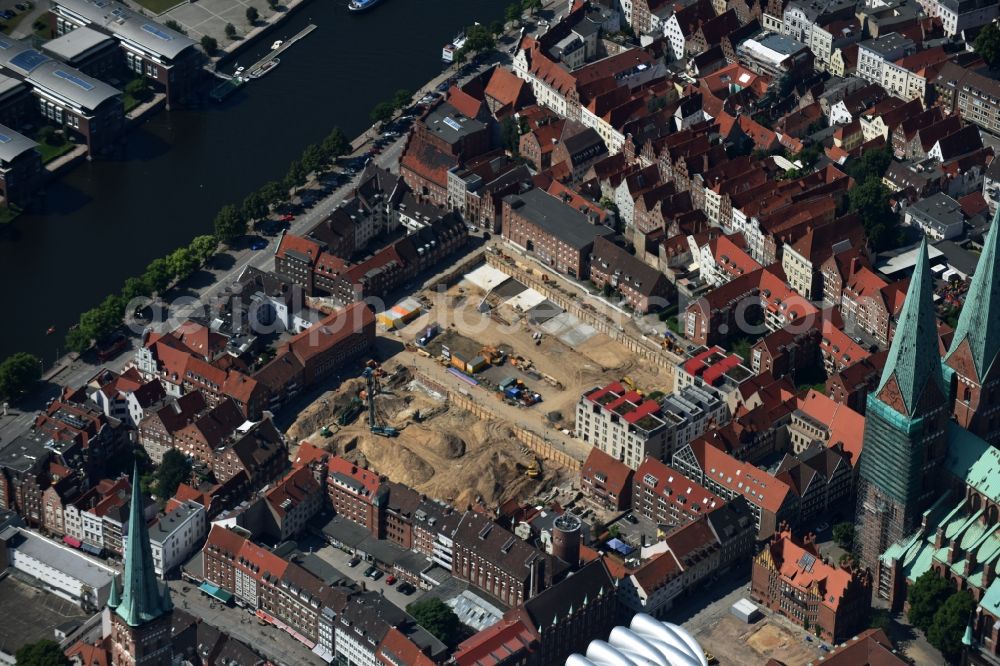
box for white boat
[442,32,467,63]
[271,40,283,50]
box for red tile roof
[795,389,865,464]
[766,531,854,612]
[451,619,536,666]
[691,437,792,513]
[377,628,437,666]
[635,457,724,516]
[265,466,320,517]
[581,448,634,498]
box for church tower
[109,465,173,666]
[944,207,1000,444]
[855,239,950,571]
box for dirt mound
[357,441,436,487]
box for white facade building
[148,500,207,577]
[3,528,115,608]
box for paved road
[170,580,325,666]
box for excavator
[526,457,541,479]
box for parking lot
[311,540,426,610]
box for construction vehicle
[337,397,364,426]
[363,367,399,437]
[622,376,641,393]
[480,346,506,365]
[526,457,541,478]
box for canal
[0,0,508,366]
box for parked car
[397,582,415,595]
[369,569,383,581]
[249,238,268,251]
[364,565,379,578]
[347,556,361,568]
[624,514,639,525]
[279,213,294,222]
[385,575,397,585]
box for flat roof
[0,122,37,163]
[424,102,486,145]
[11,529,115,589]
[42,25,115,62]
[148,501,202,544]
[0,71,25,99]
[51,0,197,61]
[504,188,613,250]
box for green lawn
[35,132,76,164]
[132,0,185,15]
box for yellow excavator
[526,457,541,479]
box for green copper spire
[962,618,974,647]
[876,238,945,416]
[107,573,120,610]
[946,207,1000,379]
[115,464,171,627]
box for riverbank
[0,0,511,364]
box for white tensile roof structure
[566,614,707,666]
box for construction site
[285,259,671,509]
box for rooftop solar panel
[141,23,174,41]
[0,134,11,144]
[9,49,51,73]
[443,116,462,132]
[111,7,127,17]
[54,69,96,91]
[0,38,11,50]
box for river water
[0,0,507,365]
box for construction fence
[483,251,683,376]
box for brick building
[501,188,614,279]
[752,530,872,643]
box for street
[169,580,325,666]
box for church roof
[946,207,1000,380]
[116,464,172,627]
[875,238,945,417]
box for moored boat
[348,0,382,12]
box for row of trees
[62,125,351,354]
[0,352,42,402]
[216,125,350,242]
[504,0,542,26]
[370,88,415,126]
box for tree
[489,19,504,36]
[501,116,520,154]
[143,257,173,294]
[37,125,58,146]
[463,22,495,54]
[928,590,975,662]
[370,101,395,126]
[214,203,246,243]
[848,178,899,251]
[164,19,186,35]
[505,2,522,26]
[167,247,198,280]
[260,180,288,206]
[201,35,219,55]
[15,639,70,666]
[124,77,148,101]
[832,522,854,550]
[846,145,893,183]
[154,449,192,499]
[189,235,218,264]
[121,276,150,302]
[907,570,953,632]
[392,88,413,110]
[65,326,91,354]
[321,127,349,162]
[267,0,279,8]
[245,6,259,23]
[300,143,325,174]
[870,609,893,633]
[224,22,237,39]
[0,352,41,401]
[284,160,307,191]
[522,0,542,15]
[407,598,463,647]
[242,191,269,221]
[974,21,1000,70]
